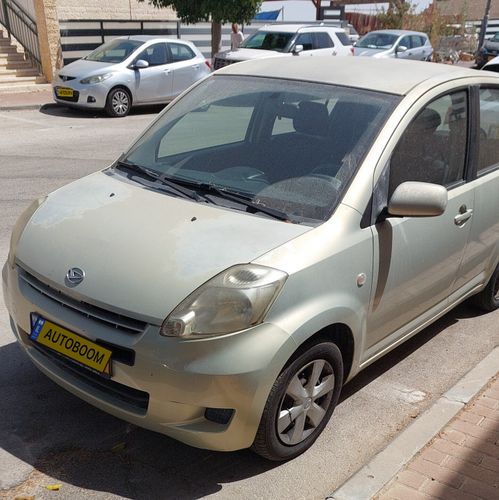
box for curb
[0,102,58,111]
[328,346,499,500]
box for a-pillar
[34,0,61,83]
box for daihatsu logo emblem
[66,267,85,286]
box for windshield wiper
[163,176,291,222]
[115,161,204,202]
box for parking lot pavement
[0,108,498,499]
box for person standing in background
[231,23,244,51]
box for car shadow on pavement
[39,103,166,119]
[0,302,487,498]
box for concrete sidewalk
[331,348,499,500]
[0,85,53,110]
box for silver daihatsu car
[4,57,499,461]
[53,36,211,116]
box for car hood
[16,171,310,324]
[57,59,118,78]
[217,48,286,61]
[354,47,390,57]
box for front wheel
[251,342,343,461]
[471,264,499,312]
[105,87,131,117]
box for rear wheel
[471,264,499,312]
[251,342,343,461]
[105,87,131,117]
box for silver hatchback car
[354,29,433,61]
[4,58,499,461]
[53,36,211,116]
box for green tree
[143,0,262,57]
[377,0,414,30]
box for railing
[0,0,41,73]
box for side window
[137,43,168,66]
[478,88,499,174]
[410,35,423,48]
[399,36,411,49]
[168,43,196,62]
[389,91,468,197]
[295,33,314,51]
[315,32,333,48]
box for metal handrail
[0,0,41,73]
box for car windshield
[85,39,144,63]
[357,33,399,49]
[240,31,294,51]
[122,75,399,225]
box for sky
[260,1,433,20]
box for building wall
[56,0,175,20]
[435,0,499,20]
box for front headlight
[160,264,288,337]
[80,73,114,84]
[7,197,47,267]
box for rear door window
[168,43,196,62]
[478,87,499,174]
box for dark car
[476,32,499,68]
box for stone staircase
[0,27,46,92]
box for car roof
[118,35,192,45]
[259,24,345,33]
[363,29,427,36]
[216,57,482,95]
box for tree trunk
[211,20,222,59]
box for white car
[483,55,499,73]
[213,24,353,69]
[53,36,211,117]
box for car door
[454,85,499,294]
[167,42,206,99]
[365,89,474,355]
[395,35,413,59]
[133,42,173,104]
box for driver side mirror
[131,59,149,70]
[292,44,303,56]
[396,45,408,53]
[388,181,448,218]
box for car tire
[251,341,343,461]
[471,263,499,312]
[105,87,132,117]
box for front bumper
[52,79,110,109]
[3,261,296,451]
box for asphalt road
[0,106,498,500]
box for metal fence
[0,0,41,72]
[59,19,346,65]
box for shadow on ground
[39,103,166,119]
[0,303,485,498]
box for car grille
[59,75,76,82]
[213,57,237,70]
[30,338,149,414]
[54,88,79,103]
[18,267,147,335]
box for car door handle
[332,51,337,56]
[163,69,171,74]
[454,207,473,226]
[192,65,199,69]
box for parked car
[476,32,499,68]
[213,24,353,69]
[354,29,433,61]
[483,55,499,73]
[53,36,211,117]
[4,57,499,461]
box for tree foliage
[145,0,262,23]
[377,0,413,30]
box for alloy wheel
[277,359,335,445]
[112,90,129,116]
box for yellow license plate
[57,87,74,97]
[30,316,112,374]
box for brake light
[350,47,354,56]
[205,60,212,70]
